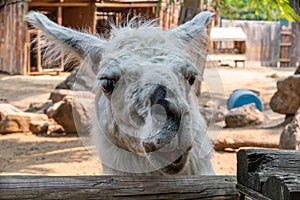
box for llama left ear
[172,11,215,42]
[26,11,104,61]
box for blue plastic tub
[227,89,264,111]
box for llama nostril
[150,85,168,108]
[149,85,182,124]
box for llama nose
[150,85,168,109]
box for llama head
[27,12,214,175]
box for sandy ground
[0,65,295,175]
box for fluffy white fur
[27,11,215,175]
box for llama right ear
[26,11,104,61]
[172,11,215,42]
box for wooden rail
[0,175,237,199]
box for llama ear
[172,11,215,42]
[26,11,104,60]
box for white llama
[27,11,215,175]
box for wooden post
[22,1,29,75]
[25,29,30,75]
[0,176,237,199]
[262,174,300,200]
[237,149,300,199]
[57,6,62,25]
[280,29,292,67]
[91,2,97,34]
[290,0,300,67]
[36,30,42,72]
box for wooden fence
[222,20,281,67]
[0,149,299,199]
[0,0,27,75]
[237,149,300,200]
[0,175,237,199]
[290,22,300,67]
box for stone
[72,91,94,135]
[52,91,94,134]
[0,103,48,134]
[225,103,265,128]
[29,121,48,134]
[55,68,77,90]
[279,108,300,150]
[55,67,94,91]
[270,75,300,115]
[26,101,53,114]
[52,96,76,134]
[295,64,300,75]
[49,89,72,104]
[46,101,62,118]
[200,107,225,124]
[47,119,65,134]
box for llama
[27,11,215,175]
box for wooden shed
[0,0,158,75]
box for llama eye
[188,76,196,85]
[100,79,115,94]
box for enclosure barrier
[0,175,237,199]
[1,149,300,199]
[237,149,300,200]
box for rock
[279,108,300,150]
[0,103,48,134]
[55,68,78,90]
[55,67,94,91]
[26,101,53,114]
[29,121,48,134]
[52,96,76,134]
[225,103,265,128]
[47,119,65,134]
[200,107,225,124]
[72,91,94,135]
[267,73,279,79]
[52,91,93,134]
[270,75,300,114]
[0,103,22,118]
[204,100,220,108]
[49,89,72,104]
[295,64,300,75]
[46,101,62,118]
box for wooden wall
[63,5,95,33]
[222,20,281,67]
[290,0,300,67]
[0,0,27,75]
[0,0,158,74]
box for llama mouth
[156,146,192,175]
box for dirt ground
[0,65,295,175]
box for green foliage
[212,0,300,21]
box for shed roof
[210,27,247,42]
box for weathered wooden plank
[236,184,272,200]
[213,129,280,151]
[214,138,278,151]
[29,2,90,7]
[262,174,300,200]
[0,176,237,199]
[0,0,27,74]
[290,22,300,67]
[237,149,300,192]
[95,2,157,8]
